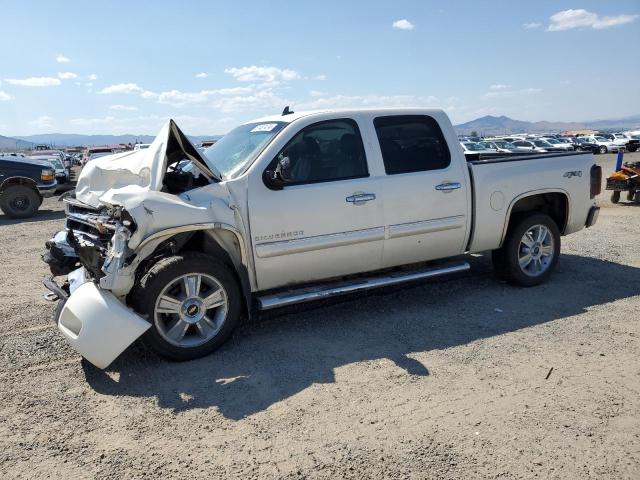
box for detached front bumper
[46,276,150,369]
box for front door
[248,118,384,291]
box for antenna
[282,106,294,116]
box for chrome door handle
[435,182,462,192]
[346,193,376,204]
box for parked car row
[458,131,639,156]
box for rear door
[373,115,469,268]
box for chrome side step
[257,262,470,311]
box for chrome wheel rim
[518,225,554,277]
[154,273,228,347]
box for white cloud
[87,73,98,81]
[210,90,285,113]
[29,115,54,129]
[224,66,301,83]
[0,91,13,101]
[58,72,78,80]
[523,22,541,29]
[4,77,61,87]
[195,72,208,78]
[483,88,542,98]
[156,87,254,107]
[140,90,158,99]
[109,104,138,111]
[392,19,415,30]
[548,9,639,31]
[56,54,70,63]
[309,90,327,97]
[315,74,327,81]
[489,84,510,90]
[298,93,437,110]
[100,83,144,94]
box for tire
[598,145,607,154]
[492,213,561,287]
[626,190,635,202]
[0,185,40,218]
[129,252,242,361]
[611,191,621,204]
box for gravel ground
[1,153,639,479]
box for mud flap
[57,282,151,369]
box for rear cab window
[373,115,451,174]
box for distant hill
[454,115,640,135]
[14,133,222,147]
[0,134,34,150]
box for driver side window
[270,119,368,185]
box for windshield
[463,142,485,151]
[48,158,64,168]
[595,137,608,141]
[494,141,514,148]
[533,140,550,147]
[546,139,560,144]
[203,121,287,179]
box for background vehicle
[134,143,151,151]
[43,110,601,369]
[0,156,57,218]
[541,138,574,151]
[511,140,548,153]
[585,136,623,154]
[606,160,640,203]
[460,141,495,154]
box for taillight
[590,164,602,198]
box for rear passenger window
[374,115,451,174]
[270,119,368,185]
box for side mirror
[263,156,292,191]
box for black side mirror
[263,156,292,191]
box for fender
[0,175,39,192]
[499,188,571,247]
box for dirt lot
[1,153,639,479]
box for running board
[257,262,470,311]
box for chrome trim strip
[255,227,385,259]
[257,262,470,310]
[388,215,465,240]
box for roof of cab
[248,107,446,125]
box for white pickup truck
[43,108,602,368]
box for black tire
[0,185,40,218]
[598,145,607,154]
[626,190,635,202]
[129,252,242,361]
[492,213,561,287]
[611,191,621,204]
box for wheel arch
[0,176,40,195]
[499,189,570,248]
[134,223,253,318]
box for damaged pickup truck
[43,109,602,368]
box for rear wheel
[129,252,242,361]
[598,145,607,154]
[626,190,636,202]
[0,185,40,218]
[492,214,560,287]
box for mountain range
[454,114,640,135]
[2,114,639,150]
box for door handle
[346,193,376,204]
[435,182,462,192]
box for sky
[0,0,639,136]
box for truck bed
[465,151,595,253]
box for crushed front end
[43,197,151,368]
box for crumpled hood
[75,119,221,208]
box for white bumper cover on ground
[57,282,150,368]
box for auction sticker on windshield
[250,123,279,133]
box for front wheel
[129,252,242,361]
[492,214,561,287]
[0,185,40,218]
[611,191,621,203]
[598,145,607,154]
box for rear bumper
[586,206,600,228]
[47,278,150,369]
